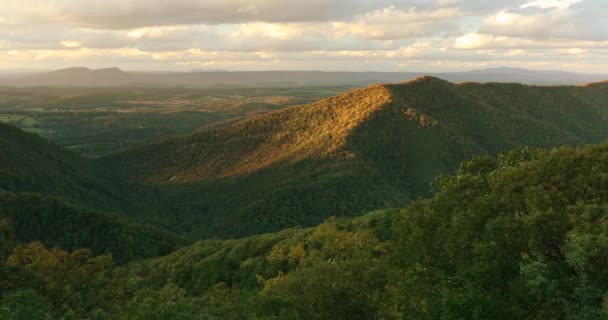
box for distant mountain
[102,78,608,237]
[2,67,606,87]
[6,67,134,87]
[447,67,607,85]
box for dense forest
[3,143,608,319]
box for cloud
[61,41,81,48]
[454,33,608,50]
[331,6,463,40]
[0,0,412,29]
[0,0,607,73]
[521,0,582,9]
[481,2,608,41]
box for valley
[0,86,353,157]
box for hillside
[102,78,608,238]
[6,143,608,318]
[0,123,182,261]
[0,192,182,262]
[0,122,133,211]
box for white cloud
[0,0,407,29]
[454,33,496,49]
[521,0,582,10]
[229,23,304,40]
[454,33,608,50]
[61,40,81,48]
[481,3,608,41]
[505,49,526,56]
[331,6,462,40]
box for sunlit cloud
[61,40,81,48]
[521,0,582,10]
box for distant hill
[5,67,134,87]
[2,67,606,87]
[102,78,608,237]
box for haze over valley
[2,67,608,87]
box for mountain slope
[0,122,133,211]
[102,78,608,238]
[0,123,182,261]
[0,192,182,262]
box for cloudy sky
[0,0,606,72]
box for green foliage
[0,192,182,263]
[0,289,53,320]
[393,144,608,319]
[5,143,608,319]
[260,223,390,320]
[1,241,122,319]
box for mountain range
[2,67,607,87]
[100,77,608,237]
[3,77,608,239]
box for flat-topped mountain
[9,67,133,87]
[102,78,608,237]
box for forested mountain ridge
[103,83,394,183]
[3,78,608,246]
[101,78,608,238]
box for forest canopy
[3,144,608,319]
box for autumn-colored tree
[7,242,114,318]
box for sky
[0,0,606,72]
